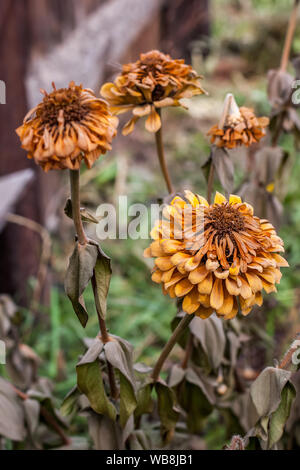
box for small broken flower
[100,50,206,135]
[144,191,288,320]
[207,94,269,149]
[16,81,118,171]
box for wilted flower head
[144,191,288,320]
[100,50,206,135]
[16,81,118,171]
[207,94,269,149]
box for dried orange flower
[100,50,206,135]
[207,94,269,149]
[144,191,288,320]
[16,82,118,171]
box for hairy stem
[280,0,299,72]
[69,169,88,245]
[151,314,194,382]
[155,109,174,194]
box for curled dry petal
[16,82,118,171]
[100,50,206,134]
[144,191,288,320]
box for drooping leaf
[168,364,186,388]
[250,367,291,418]
[76,338,116,421]
[23,398,40,439]
[64,198,100,224]
[93,248,112,321]
[134,382,154,419]
[268,381,296,448]
[155,381,179,443]
[0,377,26,441]
[64,242,98,327]
[189,314,226,370]
[87,412,123,450]
[211,146,234,194]
[104,336,137,427]
[60,386,81,417]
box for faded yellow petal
[210,278,224,310]
[155,257,173,271]
[188,265,209,284]
[198,272,213,294]
[229,194,242,205]
[214,192,227,205]
[175,279,194,297]
[195,306,214,319]
[145,106,161,133]
[182,288,201,314]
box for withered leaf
[60,386,81,417]
[64,198,100,224]
[268,381,296,448]
[104,336,137,427]
[211,146,234,195]
[64,242,98,327]
[155,381,179,443]
[76,339,116,421]
[250,367,291,418]
[0,377,26,441]
[189,314,226,370]
[93,247,112,321]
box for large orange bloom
[207,106,269,149]
[16,82,118,171]
[144,191,288,319]
[100,50,206,135]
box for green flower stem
[151,314,194,382]
[155,109,174,194]
[69,169,118,399]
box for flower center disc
[208,203,245,238]
[38,89,88,127]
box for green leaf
[104,337,137,427]
[155,381,179,443]
[268,381,296,448]
[93,248,112,320]
[76,338,116,421]
[64,242,98,327]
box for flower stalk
[69,169,118,399]
[69,170,88,245]
[280,0,299,72]
[155,109,173,194]
[151,314,194,382]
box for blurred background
[0,0,300,449]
